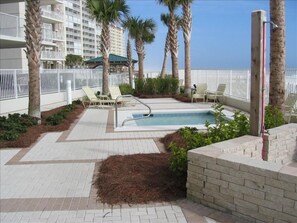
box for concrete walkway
[0,98,249,223]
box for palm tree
[86,0,129,94]
[180,0,193,96]
[269,0,286,110]
[160,13,182,79]
[157,0,180,79]
[24,0,42,120]
[126,38,133,86]
[123,17,156,80]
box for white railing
[41,9,64,21]
[41,51,65,60]
[0,69,129,100]
[146,68,297,101]
[1,69,296,101]
[0,12,24,38]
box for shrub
[46,102,77,126]
[143,78,156,95]
[264,105,285,129]
[169,143,188,177]
[0,113,38,141]
[119,83,134,95]
[135,78,145,95]
[169,104,250,176]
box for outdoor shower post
[250,10,266,136]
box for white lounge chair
[82,86,115,108]
[109,86,131,106]
[191,83,207,103]
[207,84,226,103]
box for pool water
[133,111,216,126]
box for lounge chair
[109,86,131,106]
[284,93,297,123]
[207,84,226,103]
[191,83,207,103]
[82,86,115,108]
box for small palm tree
[157,0,180,79]
[180,0,193,96]
[160,13,182,78]
[123,17,156,80]
[25,0,42,120]
[269,0,286,110]
[86,0,129,94]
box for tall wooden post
[250,10,266,136]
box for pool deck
[0,98,250,223]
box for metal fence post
[229,70,233,97]
[57,70,60,93]
[13,70,18,99]
[73,70,76,91]
[247,70,250,100]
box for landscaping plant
[168,104,250,177]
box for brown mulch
[161,131,187,150]
[95,153,186,205]
[0,104,85,149]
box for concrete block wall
[187,135,297,223]
[263,124,297,164]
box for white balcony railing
[0,12,24,39]
[42,29,64,42]
[41,51,65,60]
[41,9,64,21]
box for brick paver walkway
[0,98,249,223]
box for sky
[125,0,297,71]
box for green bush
[169,143,188,177]
[119,83,134,95]
[0,113,38,141]
[46,102,77,126]
[169,104,250,177]
[135,77,179,95]
[135,78,145,95]
[0,130,20,141]
[264,105,285,129]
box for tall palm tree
[25,0,42,120]
[269,0,286,110]
[86,0,129,94]
[157,0,180,79]
[180,0,193,96]
[160,13,182,79]
[123,17,156,80]
[126,38,133,86]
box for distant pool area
[115,109,234,132]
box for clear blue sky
[126,0,297,71]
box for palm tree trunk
[269,0,286,110]
[182,1,192,96]
[160,33,170,78]
[127,38,133,86]
[25,0,42,120]
[169,10,179,79]
[101,22,110,95]
[135,39,145,80]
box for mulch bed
[0,104,85,148]
[161,131,187,150]
[95,153,186,205]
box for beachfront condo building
[0,0,125,69]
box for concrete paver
[0,99,249,223]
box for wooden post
[250,10,266,136]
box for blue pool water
[133,111,216,126]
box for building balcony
[0,0,63,5]
[41,9,64,24]
[41,51,65,61]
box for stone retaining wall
[263,123,297,164]
[187,132,297,223]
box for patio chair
[82,86,115,108]
[283,93,297,123]
[207,83,226,103]
[191,83,207,103]
[109,86,131,106]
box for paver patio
[0,98,250,223]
